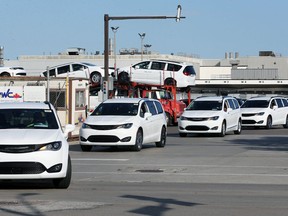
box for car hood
[85,116,136,125]
[182,110,221,117]
[0,129,62,144]
[241,108,267,113]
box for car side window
[47,68,56,77]
[140,103,148,118]
[154,101,164,114]
[146,101,157,115]
[223,101,229,112]
[276,98,284,107]
[233,99,240,109]
[282,99,288,107]
[57,65,70,75]
[270,99,277,109]
[151,62,165,70]
[167,63,181,72]
[227,99,236,110]
[72,64,85,71]
[134,61,150,69]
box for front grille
[0,162,46,174]
[187,117,208,121]
[0,145,39,153]
[185,125,209,131]
[242,113,256,117]
[242,120,256,124]
[87,135,120,142]
[89,125,119,130]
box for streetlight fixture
[138,33,146,61]
[144,44,152,54]
[111,26,119,72]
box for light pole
[111,26,119,72]
[103,5,185,98]
[144,44,152,54]
[138,33,146,61]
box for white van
[42,62,113,87]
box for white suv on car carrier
[178,96,242,137]
[241,96,288,129]
[0,66,26,77]
[116,59,196,88]
[41,62,113,87]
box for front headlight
[256,112,265,116]
[81,123,91,129]
[180,116,188,120]
[208,116,219,121]
[39,141,62,151]
[117,123,133,129]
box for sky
[1,0,288,60]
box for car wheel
[165,112,172,126]
[53,155,72,189]
[179,132,187,137]
[132,129,143,151]
[219,121,226,137]
[0,72,11,77]
[118,72,130,84]
[155,126,166,148]
[234,120,242,134]
[283,115,288,128]
[164,78,176,86]
[90,72,102,86]
[80,145,92,152]
[266,116,272,129]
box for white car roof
[195,96,227,101]
[0,102,51,109]
[103,98,156,104]
[248,96,279,101]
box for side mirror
[227,108,232,113]
[64,124,75,139]
[144,112,152,119]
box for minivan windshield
[241,100,269,108]
[187,100,222,111]
[91,103,139,116]
[0,109,59,129]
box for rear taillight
[183,71,190,76]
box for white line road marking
[72,158,129,161]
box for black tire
[266,116,272,129]
[219,121,226,137]
[283,116,288,128]
[132,129,143,151]
[155,126,166,148]
[80,145,92,152]
[118,72,130,84]
[90,72,102,86]
[165,112,172,126]
[179,132,187,137]
[164,78,176,86]
[53,155,72,189]
[234,120,242,134]
[0,72,11,77]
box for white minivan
[116,59,196,88]
[42,62,113,87]
[241,96,288,129]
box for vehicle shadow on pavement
[229,136,288,152]
[121,194,202,216]
[0,179,55,189]
[69,143,158,152]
